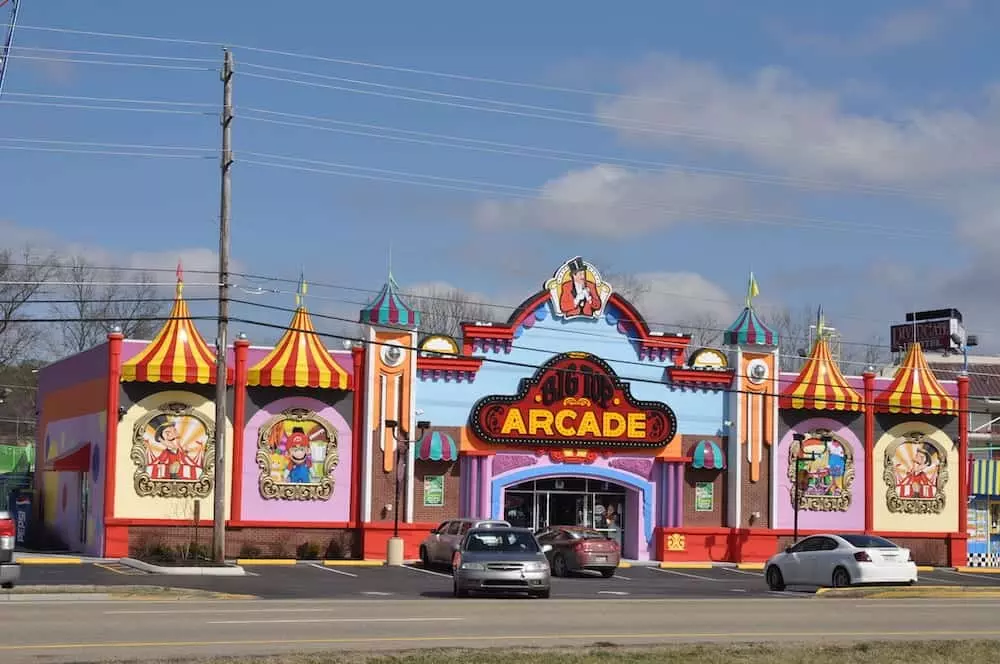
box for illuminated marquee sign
[469,352,678,449]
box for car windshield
[566,529,608,540]
[840,534,898,549]
[465,530,539,553]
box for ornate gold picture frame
[131,402,215,499]
[786,428,855,512]
[884,431,948,515]
[256,407,339,501]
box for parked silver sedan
[452,527,552,598]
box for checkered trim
[966,553,1000,567]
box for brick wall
[412,459,461,523]
[128,526,359,559]
[681,435,726,527]
[741,444,771,528]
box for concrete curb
[0,584,256,600]
[234,559,386,567]
[120,558,247,576]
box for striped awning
[121,273,221,384]
[416,431,458,462]
[972,460,1000,497]
[247,307,351,389]
[359,272,420,328]
[780,336,863,411]
[875,342,957,415]
[691,439,725,470]
[724,306,777,346]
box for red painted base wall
[656,527,967,567]
[361,522,439,560]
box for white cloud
[627,271,738,329]
[773,1,969,56]
[473,164,755,237]
[597,55,1000,186]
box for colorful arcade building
[32,258,970,566]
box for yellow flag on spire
[746,271,760,307]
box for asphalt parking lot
[13,562,1000,600]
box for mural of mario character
[898,443,938,499]
[285,427,313,483]
[146,415,203,480]
[558,257,602,318]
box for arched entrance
[502,477,628,548]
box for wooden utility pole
[212,49,234,563]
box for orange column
[863,370,875,533]
[103,332,124,556]
[230,337,250,523]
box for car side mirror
[429,528,438,535]
[541,544,553,553]
[784,546,792,554]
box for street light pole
[385,418,430,563]
[792,434,804,544]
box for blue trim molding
[490,465,655,544]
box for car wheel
[536,588,551,599]
[453,580,468,598]
[552,554,568,577]
[419,546,430,568]
[765,565,786,591]
[1,582,12,590]
[600,568,615,578]
[831,566,851,588]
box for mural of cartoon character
[256,408,340,501]
[787,430,854,512]
[145,414,205,480]
[285,427,313,483]
[558,257,602,318]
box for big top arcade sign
[469,352,678,449]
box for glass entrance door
[502,478,628,544]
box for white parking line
[308,563,358,578]
[598,590,629,596]
[650,567,722,582]
[613,573,632,580]
[940,569,1000,582]
[208,617,465,625]
[721,567,763,577]
[403,564,452,578]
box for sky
[2,0,1000,361]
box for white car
[764,533,918,590]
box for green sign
[424,475,445,507]
[695,482,714,512]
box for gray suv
[419,518,511,568]
[0,510,21,589]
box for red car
[536,526,620,578]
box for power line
[239,156,943,241]
[239,109,952,202]
[3,91,216,107]
[0,137,214,152]
[0,98,212,115]
[9,45,217,63]
[5,53,214,72]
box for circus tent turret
[875,342,957,415]
[120,262,224,384]
[780,307,863,411]
[359,271,420,329]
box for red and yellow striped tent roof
[247,307,351,390]
[121,270,221,384]
[780,336,863,411]
[875,342,956,415]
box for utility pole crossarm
[212,49,234,564]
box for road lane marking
[403,564,451,578]
[650,567,722,582]
[104,608,379,615]
[207,617,465,625]
[940,569,1000,582]
[361,591,394,596]
[597,591,629,596]
[7,629,1000,651]
[308,563,357,578]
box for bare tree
[840,333,892,376]
[767,304,818,372]
[48,257,166,355]
[0,247,59,367]
[675,312,725,347]
[602,270,651,305]
[408,286,499,338]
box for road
[4,595,1000,663]
[15,561,1000,599]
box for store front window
[503,478,626,547]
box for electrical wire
[5,53,214,72]
[238,109,953,202]
[9,45,218,64]
[3,91,216,108]
[0,98,212,115]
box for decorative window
[131,402,215,499]
[786,428,854,512]
[884,431,948,514]
[256,407,339,501]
